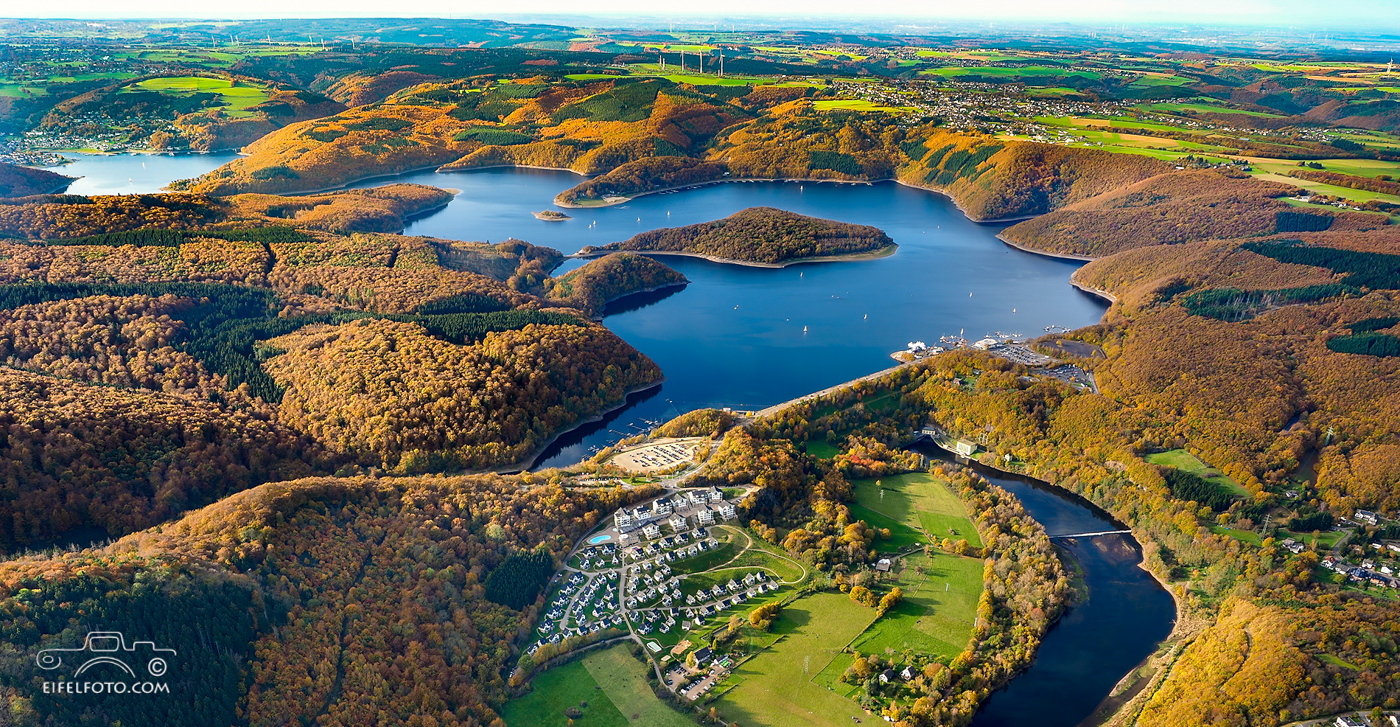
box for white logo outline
[36,631,176,678]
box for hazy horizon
[3,0,1398,32]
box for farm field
[1145,449,1248,496]
[122,76,271,117]
[842,552,982,672]
[710,591,877,727]
[504,643,698,727]
[503,652,629,727]
[852,472,982,548]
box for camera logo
[36,632,176,678]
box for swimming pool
[588,534,613,545]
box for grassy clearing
[848,552,982,663]
[1254,173,1400,205]
[1145,449,1248,496]
[503,656,628,727]
[583,645,700,726]
[1210,525,1264,546]
[853,473,982,548]
[812,99,910,113]
[804,440,839,459]
[123,76,271,117]
[711,591,876,727]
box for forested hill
[581,206,895,265]
[0,162,73,198]
[544,251,688,317]
[0,473,653,727]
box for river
[917,450,1176,727]
[47,153,1171,727]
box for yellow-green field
[122,76,271,117]
[504,644,699,727]
[1145,449,1247,496]
[852,472,982,548]
[845,552,982,666]
[812,99,911,113]
[710,591,876,727]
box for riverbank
[570,243,898,269]
[918,446,1182,727]
[997,233,1096,262]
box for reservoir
[50,155,1163,726]
[342,167,1109,468]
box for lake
[342,167,1108,467]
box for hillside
[543,251,687,317]
[0,162,73,197]
[0,473,649,727]
[0,184,452,238]
[264,317,661,472]
[580,206,894,266]
[1000,170,1387,258]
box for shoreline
[996,233,1096,262]
[590,280,689,320]
[498,379,666,474]
[186,160,461,196]
[949,451,1186,727]
[569,244,898,269]
[554,175,894,209]
[1070,279,1118,305]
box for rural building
[954,439,978,457]
[1355,510,1379,525]
[878,669,897,683]
[875,558,892,572]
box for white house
[718,502,738,520]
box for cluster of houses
[1322,555,1400,589]
[529,569,625,654]
[524,490,783,663]
[681,571,778,626]
[614,488,737,543]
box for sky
[9,0,1398,27]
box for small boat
[969,292,974,297]
[863,314,868,320]
[802,326,808,333]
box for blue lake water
[44,152,243,196]
[51,155,1166,727]
[344,167,1108,468]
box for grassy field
[711,591,876,727]
[804,440,839,459]
[853,472,982,548]
[123,76,270,117]
[584,645,700,726]
[1209,525,1264,546]
[1145,449,1248,496]
[503,654,629,727]
[812,99,910,113]
[504,644,699,727]
[849,552,982,661]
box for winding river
[45,153,1173,726]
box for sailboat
[802,326,808,333]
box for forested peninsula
[578,206,895,266]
